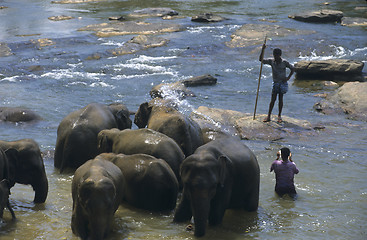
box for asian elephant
[134,98,204,156]
[96,153,179,212]
[0,107,42,123]
[0,139,48,203]
[0,149,15,219]
[173,137,260,237]
[71,158,124,240]
[97,128,184,182]
[54,102,132,172]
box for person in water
[259,45,295,123]
[270,147,299,198]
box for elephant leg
[244,186,259,212]
[173,194,192,222]
[7,200,16,219]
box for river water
[0,0,366,239]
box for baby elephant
[96,153,179,212]
[71,158,124,240]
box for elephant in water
[96,153,179,212]
[97,128,184,182]
[0,149,15,220]
[173,136,260,237]
[0,107,42,123]
[134,98,204,156]
[71,158,124,240]
[0,139,48,203]
[54,102,132,172]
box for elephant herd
[0,98,260,239]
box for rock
[48,15,74,21]
[109,16,125,21]
[78,21,182,37]
[341,17,367,27]
[181,74,217,87]
[52,0,106,3]
[0,6,8,9]
[0,107,42,123]
[191,106,317,141]
[0,42,12,57]
[150,81,195,99]
[226,24,314,48]
[107,35,168,56]
[129,8,178,18]
[314,82,367,121]
[294,59,365,81]
[289,9,343,23]
[30,38,56,49]
[191,13,227,22]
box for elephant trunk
[32,172,48,203]
[89,214,111,240]
[190,190,211,237]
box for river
[0,0,366,239]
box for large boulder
[0,107,42,123]
[79,21,182,37]
[191,106,317,141]
[289,9,343,23]
[181,74,217,87]
[314,82,367,121]
[294,59,365,81]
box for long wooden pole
[253,36,267,120]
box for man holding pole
[259,44,294,123]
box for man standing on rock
[270,147,299,198]
[259,44,294,123]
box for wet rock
[0,107,42,123]
[191,106,317,141]
[30,38,56,49]
[181,74,217,87]
[52,0,106,3]
[79,21,182,37]
[289,9,343,23]
[341,17,367,27]
[314,82,367,121]
[108,35,168,56]
[0,6,8,9]
[294,59,365,81]
[0,42,12,57]
[150,81,195,99]
[226,24,314,48]
[191,13,227,22]
[109,16,125,21]
[129,8,178,18]
[48,15,74,21]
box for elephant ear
[218,155,233,187]
[97,131,113,153]
[4,148,19,186]
[134,102,152,128]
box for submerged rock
[191,13,227,22]
[294,59,365,81]
[314,82,367,121]
[129,8,178,18]
[289,9,343,23]
[150,82,195,99]
[0,42,12,57]
[52,0,106,3]
[48,15,74,21]
[191,106,317,141]
[341,17,367,27]
[0,107,42,123]
[226,24,314,48]
[79,21,182,37]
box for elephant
[0,107,42,123]
[173,136,260,237]
[95,152,179,212]
[71,158,124,240]
[134,98,204,156]
[0,139,48,203]
[97,128,184,182]
[54,102,132,172]
[0,149,15,220]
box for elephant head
[134,102,151,128]
[108,103,132,130]
[175,155,233,237]
[4,140,48,203]
[97,128,120,153]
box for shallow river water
[0,0,366,239]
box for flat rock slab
[129,8,178,18]
[226,24,314,48]
[79,21,182,37]
[289,9,343,23]
[191,13,227,22]
[341,17,367,27]
[0,42,12,57]
[191,106,316,141]
[295,59,365,81]
[314,82,367,121]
